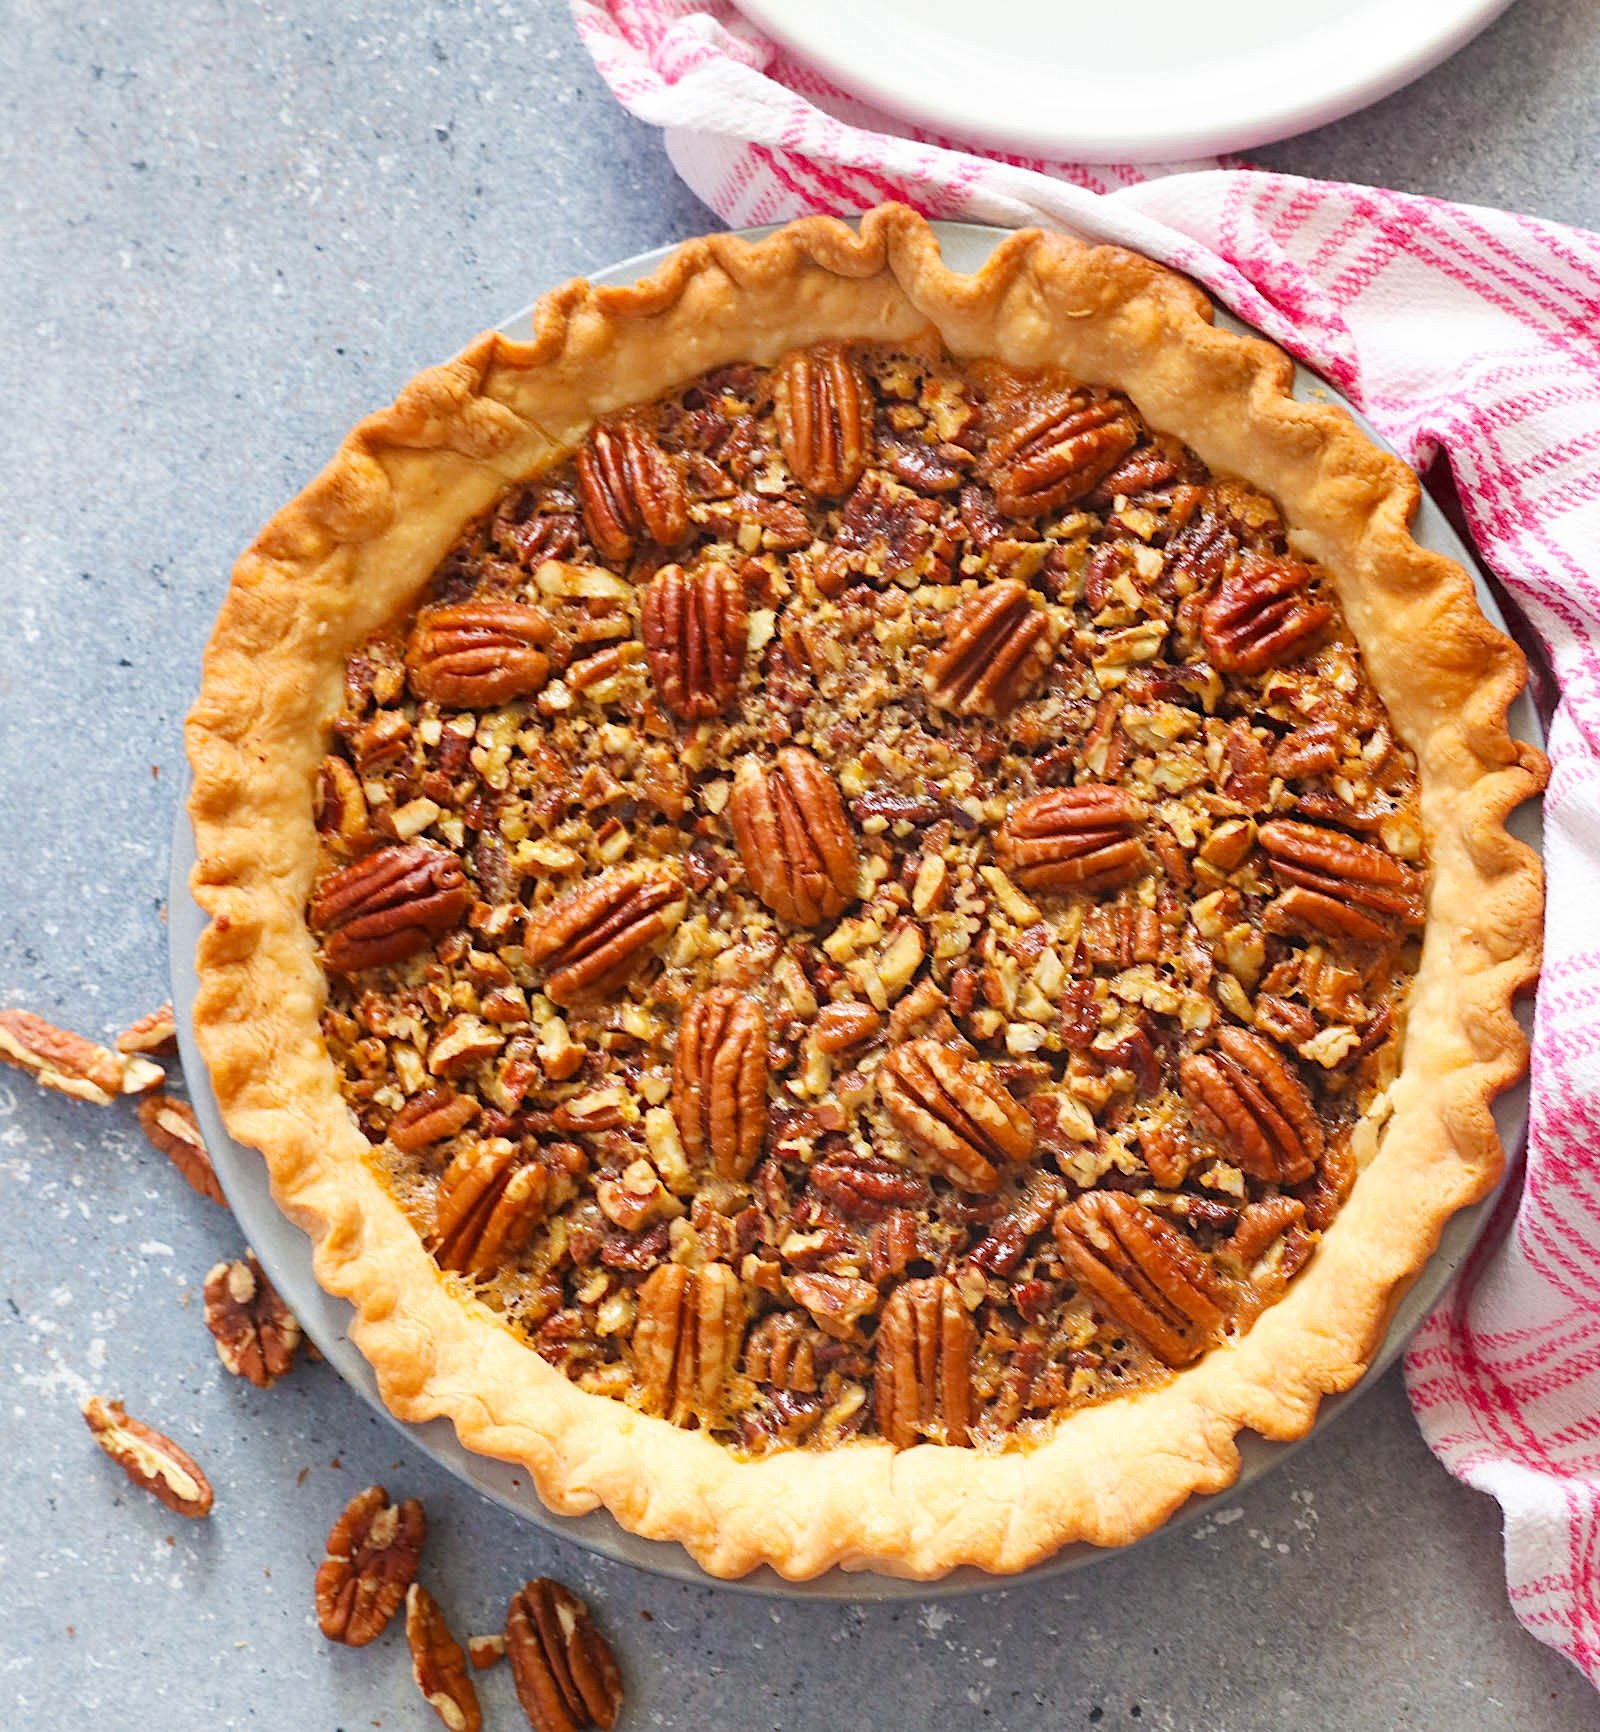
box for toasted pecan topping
[671,987,768,1180]
[632,1261,744,1424]
[311,842,471,973]
[1180,1026,1323,1186]
[315,1486,426,1646]
[641,560,748,719]
[983,391,1138,518]
[874,1275,975,1447]
[924,580,1058,717]
[576,417,688,563]
[773,343,873,497]
[879,1040,1034,1193]
[729,747,859,926]
[407,601,554,708]
[998,785,1146,894]
[506,1578,623,1732]
[522,864,688,1006]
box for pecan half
[1054,1192,1232,1366]
[203,1252,302,1388]
[389,1084,481,1153]
[137,1093,226,1205]
[786,1270,879,1340]
[507,1578,623,1732]
[874,1275,975,1447]
[82,1396,214,1519]
[522,863,688,1006]
[671,987,768,1180]
[632,1261,744,1424]
[640,560,748,719]
[407,601,554,708]
[982,392,1138,518]
[1201,558,1332,673]
[407,1583,482,1732]
[0,1008,163,1105]
[315,754,371,853]
[924,580,1058,717]
[878,1039,1035,1193]
[432,1138,550,1275]
[997,785,1146,893]
[115,1002,177,1056]
[576,417,688,564]
[1259,820,1425,944]
[729,747,859,925]
[1180,1025,1323,1185]
[314,1485,426,1646]
[310,842,472,973]
[772,343,873,497]
[745,1311,820,1391]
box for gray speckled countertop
[4,2,1597,1726]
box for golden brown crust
[186,205,1545,1579]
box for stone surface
[2,0,1595,1725]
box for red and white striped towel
[574,0,1600,1682]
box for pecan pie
[188,207,1544,1579]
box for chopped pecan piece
[640,560,747,719]
[814,471,948,594]
[115,1002,177,1056]
[729,747,859,925]
[632,1262,744,1424]
[310,842,472,973]
[507,1578,623,1732]
[82,1395,214,1519]
[1223,1195,1308,1269]
[407,1584,482,1732]
[878,1039,1034,1193]
[522,863,688,1005]
[315,1485,426,1646]
[389,1085,481,1153]
[1054,1193,1232,1366]
[812,1000,883,1054]
[137,1093,226,1205]
[786,1271,880,1339]
[1083,443,1181,510]
[671,987,768,1180]
[576,417,687,563]
[406,601,554,707]
[1202,558,1332,673]
[1180,1025,1323,1185]
[982,392,1138,518]
[809,1152,930,1219]
[874,1275,975,1447]
[970,1172,1065,1276]
[924,580,1058,717]
[772,343,873,496]
[997,785,1146,893]
[432,1139,549,1275]
[203,1252,302,1388]
[0,1008,163,1105]
[1259,820,1425,943]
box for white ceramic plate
[170,221,1540,1596]
[732,0,1515,163]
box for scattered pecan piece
[632,1261,744,1423]
[115,1002,177,1056]
[310,842,472,973]
[407,1583,482,1732]
[671,987,768,1180]
[878,1039,1034,1193]
[1259,820,1425,943]
[874,1275,975,1447]
[1054,1193,1232,1367]
[982,392,1138,518]
[82,1396,214,1519]
[507,1578,623,1732]
[522,863,688,1006]
[997,785,1146,893]
[772,343,873,496]
[924,580,1058,716]
[1180,1026,1323,1185]
[203,1252,302,1388]
[0,1008,163,1105]
[432,1138,550,1275]
[576,417,687,563]
[1202,558,1332,673]
[137,1093,226,1205]
[640,560,748,719]
[389,1085,481,1153]
[314,1485,426,1646]
[406,601,554,707]
[729,747,859,925]
[469,1633,507,1670]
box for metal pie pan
[170,220,1542,1598]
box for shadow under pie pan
[171,220,1544,1598]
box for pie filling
[312,340,1423,1454]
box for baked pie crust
[187,206,1545,1579]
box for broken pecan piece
[115,1001,177,1056]
[203,1252,302,1388]
[315,754,371,853]
[671,987,768,1180]
[1054,1193,1232,1367]
[997,785,1146,893]
[786,1270,880,1339]
[729,747,859,925]
[924,580,1058,716]
[522,863,688,1006]
[1259,820,1425,944]
[632,1261,744,1424]
[874,1275,975,1447]
[407,1583,482,1732]
[640,560,748,719]
[310,842,472,973]
[82,1395,214,1518]
[576,417,687,563]
[507,1578,623,1732]
[878,1039,1034,1193]
[1180,1025,1323,1185]
[772,343,873,497]
[1201,558,1332,674]
[407,601,554,707]
[983,391,1138,518]
[0,1008,163,1105]
[137,1093,226,1205]
[315,1485,426,1646]
[432,1138,550,1275]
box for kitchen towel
[573,0,1600,1685]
